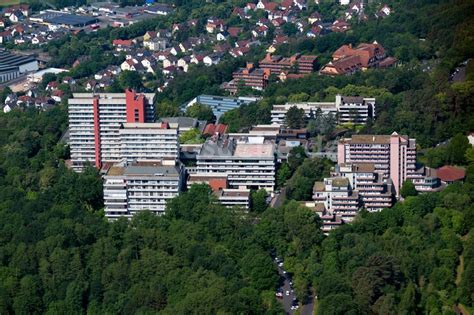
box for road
[270,187,286,208]
[275,261,314,315]
[277,265,297,314]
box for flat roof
[331,177,349,187]
[234,143,274,158]
[214,189,250,198]
[38,11,98,26]
[108,161,180,177]
[313,181,325,192]
[72,92,155,103]
[0,50,36,66]
[200,139,235,157]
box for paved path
[274,260,315,315]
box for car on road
[275,291,283,299]
[278,262,284,267]
[285,290,290,296]
[291,299,299,310]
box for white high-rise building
[196,136,276,192]
[68,90,155,171]
[337,132,417,197]
[313,177,361,222]
[103,160,184,220]
[119,122,179,162]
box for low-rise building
[184,94,261,120]
[187,173,251,209]
[270,94,376,125]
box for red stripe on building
[93,97,102,169]
[125,89,146,123]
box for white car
[285,290,290,296]
[278,262,284,267]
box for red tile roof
[436,166,466,182]
[113,39,133,46]
[203,123,228,136]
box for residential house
[203,52,223,66]
[112,39,134,52]
[85,80,98,91]
[163,56,178,68]
[51,90,64,102]
[375,4,392,18]
[308,12,322,24]
[227,27,242,38]
[331,19,351,33]
[177,56,191,72]
[144,37,168,51]
[206,18,225,33]
[216,30,229,41]
[46,81,59,91]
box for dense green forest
[0,106,473,313]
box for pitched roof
[436,166,466,182]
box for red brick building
[259,53,317,74]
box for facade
[223,63,270,94]
[187,174,251,209]
[103,160,184,220]
[311,162,394,227]
[0,64,20,83]
[337,132,417,197]
[320,41,396,76]
[259,53,317,74]
[213,189,251,209]
[332,163,393,211]
[313,177,361,222]
[196,135,276,192]
[68,90,155,171]
[185,94,261,120]
[270,94,376,125]
[143,37,168,51]
[119,122,179,162]
[336,95,376,124]
[0,50,38,74]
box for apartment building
[187,173,251,209]
[118,122,179,162]
[270,94,375,125]
[223,63,270,94]
[337,132,417,197]
[196,135,276,192]
[301,201,344,234]
[103,160,184,220]
[259,53,318,74]
[68,90,155,171]
[184,94,261,120]
[336,95,376,124]
[332,163,393,211]
[320,41,396,75]
[313,177,361,222]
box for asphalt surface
[276,265,297,314]
[275,261,314,315]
